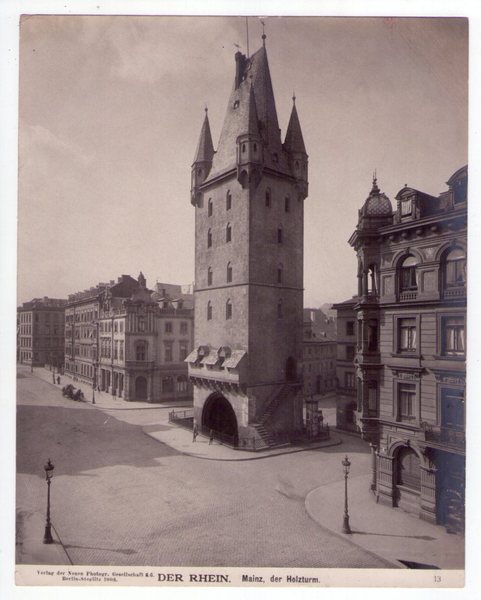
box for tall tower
[187,34,308,449]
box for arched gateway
[202,393,239,446]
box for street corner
[16,508,70,567]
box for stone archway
[202,393,238,446]
[135,376,148,401]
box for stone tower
[187,35,308,449]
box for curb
[304,487,404,570]
[142,429,343,461]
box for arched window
[226,262,232,283]
[445,248,466,288]
[226,190,232,211]
[284,196,290,213]
[368,264,378,295]
[135,341,147,361]
[208,198,213,217]
[396,447,420,491]
[207,228,212,248]
[207,301,212,321]
[226,223,232,243]
[242,143,246,153]
[226,299,232,320]
[277,299,283,319]
[277,263,283,284]
[265,188,271,208]
[277,227,283,244]
[400,255,418,291]
[207,267,213,286]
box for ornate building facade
[65,274,194,402]
[349,166,467,531]
[187,35,308,449]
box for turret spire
[193,108,214,164]
[284,99,306,155]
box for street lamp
[43,459,54,544]
[342,455,352,534]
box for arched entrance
[286,356,297,382]
[394,446,421,514]
[135,376,148,400]
[202,393,238,446]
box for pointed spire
[370,170,380,194]
[284,98,306,154]
[193,108,214,164]
[245,81,260,136]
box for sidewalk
[305,473,465,570]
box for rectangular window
[346,346,355,361]
[368,381,377,412]
[401,197,412,216]
[441,388,465,430]
[165,344,173,362]
[179,343,188,361]
[119,341,124,361]
[398,383,416,419]
[165,322,173,333]
[442,316,465,356]
[345,372,355,389]
[180,321,188,335]
[399,318,417,352]
[346,321,355,336]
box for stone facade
[187,37,308,449]
[348,166,466,532]
[17,297,67,368]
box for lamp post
[342,455,352,534]
[43,459,55,544]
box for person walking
[192,423,198,443]
[209,429,214,445]
[57,376,61,385]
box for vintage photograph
[11,12,469,589]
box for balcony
[400,291,417,301]
[443,286,466,299]
[424,426,465,451]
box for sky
[17,15,468,307]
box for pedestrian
[193,423,198,443]
[52,373,55,384]
[209,429,214,445]
[319,410,324,427]
[57,376,61,385]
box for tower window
[233,100,240,109]
[253,143,257,152]
[207,267,213,286]
[277,263,283,284]
[208,198,213,217]
[226,190,232,211]
[242,143,246,153]
[207,228,212,248]
[227,262,232,283]
[277,300,283,319]
[285,196,290,213]
[226,223,232,243]
[226,299,232,320]
[207,301,212,321]
[265,188,271,208]
[277,227,283,244]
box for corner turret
[191,108,214,206]
[284,95,308,199]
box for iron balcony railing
[424,426,465,450]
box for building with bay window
[348,165,466,532]
[65,274,194,402]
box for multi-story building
[65,274,194,403]
[302,308,337,398]
[187,33,308,448]
[332,296,358,431]
[348,166,467,531]
[17,297,67,368]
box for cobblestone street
[16,367,393,568]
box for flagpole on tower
[246,16,250,58]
